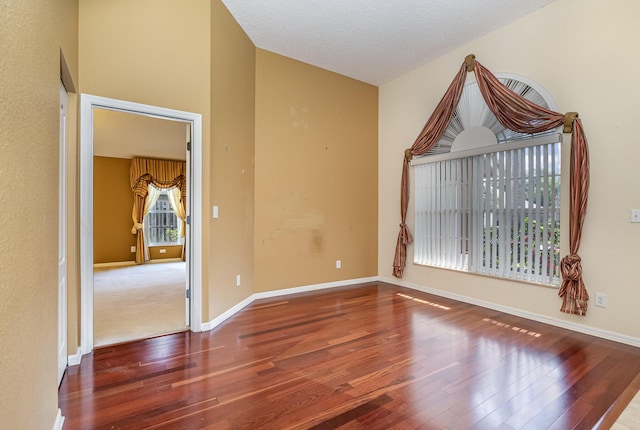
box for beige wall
[255,50,379,292]
[93,108,189,161]
[208,0,256,317]
[0,0,79,428]
[93,157,136,264]
[379,0,640,340]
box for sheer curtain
[139,184,162,261]
[167,186,187,261]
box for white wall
[379,0,640,341]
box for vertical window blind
[414,138,561,285]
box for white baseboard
[147,258,182,264]
[201,295,255,332]
[68,347,82,366]
[93,261,135,268]
[52,409,64,430]
[82,274,638,352]
[252,276,379,300]
[202,277,379,332]
[381,276,640,349]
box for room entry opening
[92,116,191,346]
[80,94,203,354]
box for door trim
[58,82,68,384]
[79,94,203,355]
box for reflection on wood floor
[61,282,640,429]
[93,261,187,346]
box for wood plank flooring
[59,282,640,429]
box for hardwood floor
[59,282,640,429]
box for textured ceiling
[221,0,556,85]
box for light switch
[631,209,640,223]
[213,205,219,219]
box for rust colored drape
[392,55,590,316]
[130,157,187,264]
[393,62,468,278]
[557,118,590,315]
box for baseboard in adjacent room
[93,261,136,269]
[148,258,182,264]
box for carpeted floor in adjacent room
[93,261,187,347]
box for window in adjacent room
[412,74,562,286]
[144,190,181,246]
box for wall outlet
[130,246,136,253]
[159,248,166,254]
[236,274,241,287]
[336,260,341,269]
[595,293,608,308]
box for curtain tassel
[464,54,476,72]
[563,112,579,133]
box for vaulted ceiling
[221,0,557,85]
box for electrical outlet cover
[595,293,607,308]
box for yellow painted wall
[0,0,78,427]
[77,0,377,326]
[255,50,379,292]
[92,108,188,266]
[93,157,136,264]
[78,0,213,322]
[78,0,211,115]
[209,0,256,317]
[80,0,257,324]
[379,0,640,340]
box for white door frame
[79,94,203,355]
[58,82,68,384]
[184,124,192,327]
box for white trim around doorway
[79,94,203,356]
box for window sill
[412,262,561,289]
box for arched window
[412,75,562,285]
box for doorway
[92,110,189,346]
[79,94,203,355]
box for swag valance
[130,157,187,264]
[393,55,590,316]
[130,157,187,200]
